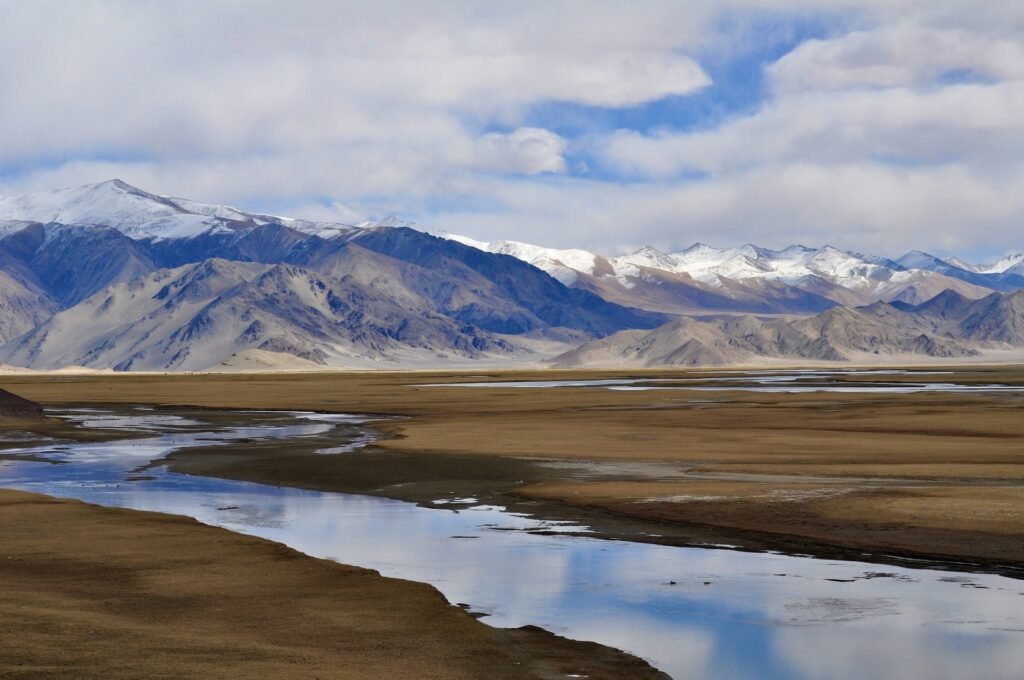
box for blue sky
[1,1,1022,261]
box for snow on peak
[0,179,208,238]
[0,180,356,241]
[980,253,1024,274]
[358,215,426,229]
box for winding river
[1,407,1022,679]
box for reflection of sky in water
[421,370,1024,395]
[1,408,1022,680]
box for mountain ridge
[0,179,1021,370]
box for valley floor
[2,367,1023,676]
[3,367,1022,573]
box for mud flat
[0,488,663,679]
[3,366,1024,573]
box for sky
[1,1,1023,260]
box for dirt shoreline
[2,367,1023,578]
[0,488,665,679]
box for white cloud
[0,1,710,163]
[472,128,568,175]
[583,11,1024,258]
[601,81,1024,176]
[769,24,1024,92]
[423,161,1024,258]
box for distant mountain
[895,251,1024,293]
[0,179,1020,371]
[440,234,1007,314]
[0,179,351,240]
[942,252,1024,277]
[978,253,1024,277]
[553,290,1024,368]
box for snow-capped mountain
[437,234,1015,313]
[0,179,1021,370]
[895,250,1024,292]
[939,254,1024,276]
[0,179,354,240]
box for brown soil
[0,489,665,680]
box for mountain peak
[94,178,138,192]
[361,215,424,229]
[896,250,943,269]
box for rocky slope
[0,257,598,371]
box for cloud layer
[1,1,1022,258]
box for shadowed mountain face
[16,225,158,307]
[0,247,59,344]
[553,291,1024,368]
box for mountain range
[440,233,1024,314]
[0,179,1021,371]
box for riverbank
[0,488,664,679]
[2,367,1023,575]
